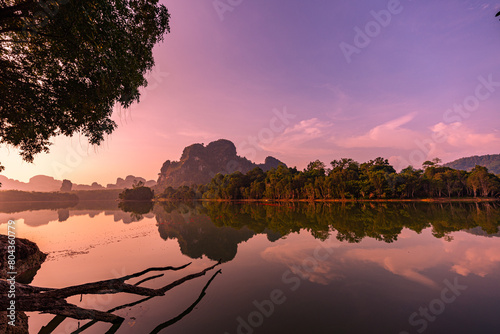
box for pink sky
[2,0,500,185]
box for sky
[2,0,500,185]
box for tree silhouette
[0,0,170,162]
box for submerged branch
[150,269,222,334]
[2,261,222,333]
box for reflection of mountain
[0,201,153,226]
[0,200,77,214]
[466,226,500,238]
[154,203,255,262]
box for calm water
[2,201,500,334]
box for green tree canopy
[119,186,154,201]
[0,0,170,161]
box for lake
[1,201,500,334]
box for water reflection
[2,201,499,261]
[154,202,280,262]
[1,200,500,333]
[149,202,500,263]
[119,201,154,221]
[0,201,153,226]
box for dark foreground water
[1,201,500,334]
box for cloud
[405,122,500,165]
[282,118,328,137]
[344,230,500,287]
[345,245,444,288]
[480,3,490,10]
[261,229,500,290]
[259,118,334,157]
[177,129,219,139]
[335,114,499,170]
[338,112,422,149]
[430,122,500,149]
[260,237,345,285]
[446,235,500,278]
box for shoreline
[156,197,500,203]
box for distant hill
[105,175,157,189]
[156,139,285,190]
[0,190,79,203]
[443,154,500,174]
[0,174,156,192]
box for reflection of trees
[154,203,255,262]
[0,201,78,213]
[0,201,153,225]
[118,200,154,221]
[153,201,500,263]
[200,201,500,243]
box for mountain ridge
[0,175,156,192]
[444,154,500,174]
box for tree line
[158,158,500,200]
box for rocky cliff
[0,235,47,284]
[156,139,285,190]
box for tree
[119,186,154,201]
[305,160,326,176]
[0,0,170,162]
[359,158,395,198]
[60,179,72,192]
[422,160,435,169]
[133,180,145,189]
[398,166,422,198]
[467,165,500,197]
[432,157,442,166]
[328,158,360,199]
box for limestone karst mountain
[156,139,285,190]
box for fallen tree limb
[71,269,223,334]
[150,269,222,334]
[0,260,222,333]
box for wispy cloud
[425,122,500,162]
[259,118,334,157]
[337,112,421,149]
[431,122,500,148]
[261,237,345,285]
[177,129,219,139]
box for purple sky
[2,0,500,185]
